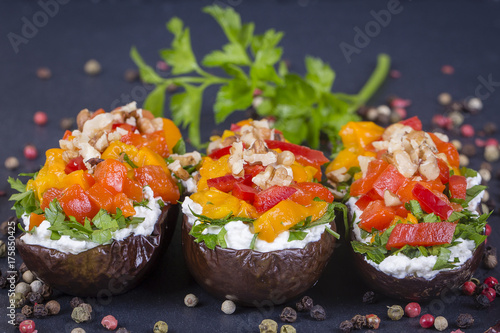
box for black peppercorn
[280,307,297,323]
[41,284,52,299]
[339,320,354,333]
[362,291,376,304]
[28,292,43,305]
[475,294,491,309]
[33,303,48,318]
[461,144,476,157]
[7,270,20,283]
[14,313,26,326]
[19,262,28,274]
[351,314,366,329]
[495,284,500,297]
[0,276,7,289]
[309,305,326,321]
[456,313,474,328]
[476,283,489,295]
[484,123,497,135]
[296,296,314,312]
[21,305,33,318]
[70,297,84,308]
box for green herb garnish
[121,152,138,168]
[8,177,40,218]
[131,5,390,151]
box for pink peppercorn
[432,115,452,129]
[404,302,421,317]
[460,124,475,137]
[33,111,48,126]
[390,98,411,108]
[394,108,407,119]
[484,276,498,288]
[462,281,476,295]
[389,69,401,79]
[475,138,486,147]
[420,314,435,328]
[441,65,455,75]
[485,224,492,237]
[101,315,118,330]
[19,320,35,333]
[23,145,38,160]
[482,288,496,302]
[485,138,499,147]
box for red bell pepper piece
[396,179,446,203]
[207,174,252,193]
[358,200,395,232]
[436,158,450,184]
[62,130,72,140]
[412,183,454,220]
[372,164,407,198]
[350,159,389,197]
[290,182,334,206]
[393,204,409,218]
[355,189,379,210]
[232,183,259,204]
[254,185,297,213]
[449,175,467,200]
[399,116,422,131]
[64,156,87,174]
[112,123,137,133]
[59,184,100,224]
[429,133,460,168]
[208,146,231,160]
[243,164,265,177]
[230,123,242,132]
[386,222,457,250]
[41,187,63,210]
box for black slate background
[1,0,500,332]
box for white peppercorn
[366,108,378,121]
[71,328,86,333]
[467,97,483,111]
[184,293,198,307]
[15,282,31,296]
[438,92,452,105]
[71,306,91,323]
[153,321,168,333]
[484,145,500,162]
[376,105,391,116]
[434,316,448,331]
[482,190,490,203]
[45,300,60,315]
[5,156,20,170]
[221,300,236,314]
[459,154,469,167]
[84,59,101,76]
[479,169,492,182]
[30,280,43,294]
[22,271,35,284]
[451,140,462,151]
[449,111,464,126]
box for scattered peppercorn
[21,305,33,318]
[456,313,474,328]
[482,287,496,302]
[441,65,454,75]
[10,292,26,308]
[259,319,278,333]
[71,306,91,323]
[41,284,52,299]
[70,328,86,333]
[184,293,198,307]
[461,144,476,157]
[362,291,377,304]
[296,295,314,312]
[70,297,84,308]
[124,69,140,82]
[116,328,130,333]
[433,316,448,331]
[5,156,20,170]
[484,123,497,135]
[22,271,35,284]
[466,97,483,111]
[153,321,168,333]
[389,69,401,79]
[475,294,491,309]
[351,314,366,329]
[19,319,36,333]
[221,300,236,315]
[462,280,476,295]
[78,303,92,314]
[420,314,435,328]
[23,145,38,160]
[15,282,31,296]
[45,300,60,315]
[387,305,404,320]
[404,302,421,318]
[485,277,499,288]
[449,111,464,126]
[60,117,74,130]
[19,263,28,274]
[460,124,475,137]
[310,305,326,321]
[33,303,48,318]
[27,292,43,305]
[166,83,179,93]
[365,107,379,121]
[482,191,490,203]
[495,284,500,297]
[15,313,26,326]
[459,154,469,167]
[36,67,52,80]
[476,283,489,295]
[484,145,500,162]
[33,111,48,126]
[101,315,118,330]
[30,280,43,294]
[339,320,354,333]
[366,314,380,329]
[280,307,297,323]
[438,92,452,105]
[280,324,296,333]
[479,169,492,183]
[84,59,101,76]
[0,220,9,235]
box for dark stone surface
[0,0,499,332]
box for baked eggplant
[326,117,489,301]
[181,119,341,306]
[10,102,198,296]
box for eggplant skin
[182,215,337,307]
[16,205,178,297]
[351,232,484,301]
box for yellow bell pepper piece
[197,156,232,192]
[190,188,258,219]
[339,121,384,150]
[101,141,138,160]
[133,147,170,174]
[326,149,359,174]
[60,170,92,191]
[162,118,182,154]
[28,149,66,200]
[221,130,235,140]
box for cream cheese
[182,197,326,252]
[21,186,162,255]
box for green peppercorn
[71,306,91,323]
[280,324,296,333]
[10,292,25,308]
[259,319,278,333]
[153,321,168,333]
[71,328,86,333]
[387,305,404,320]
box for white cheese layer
[182,197,326,252]
[20,186,162,255]
[348,175,483,280]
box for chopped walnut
[94,133,109,152]
[391,149,418,178]
[137,117,155,134]
[107,131,122,143]
[207,139,223,155]
[327,167,351,183]
[59,139,74,151]
[168,160,190,181]
[76,109,91,131]
[252,165,275,189]
[384,190,402,207]
[62,150,78,163]
[228,142,245,176]
[433,132,449,142]
[267,166,293,187]
[170,152,202,167]
[277,151,295,166]
[358,155,374,178]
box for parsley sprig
[288,201,343,241]
[131,5,390,151]
[8,177,41,218]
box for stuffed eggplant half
[182,119,341,306]
[327,117,488,301]
[11,102,199,297]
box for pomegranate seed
[404,302,421,317]
[19,320,36,333]
[484,276,498,288]
[24,145,38,160]
[390,98,412,108]
[460,124,475,137]
[475,138,486,147]
[33,111,48,126]
[485,138,499,147]
[485,224,492,236]
[389,69,401,79]
[441,65,455,75]
[482,287,496,302]
[101,315,118,330]
[462,281,476,296]
[420,314,435,328]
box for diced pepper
[197,156,232,192]
[141,131,170,158]
[449,175,467,200]
[355,190,377,210]
[122,177,144,202]
[358,200,395,232]
[232,183,258,204]
[290,182,334,205]
[393,204,409,218]
[429,133,460,168]
[101,141,139,161]
[399,116,422,131]
[134,165,180,203]
[436,158,450,184]
[208,146,231,160]
[372,164,407,198]
[112,123,136,133]
[62,130,72,140]
[350,159,389,197]
[113,193,136,217]
[41,187,62,210]
[59,184,100,224]
[94,159,128,194]
[29,213,45,231]
[191,187,258,219]
[243,164,265,178]
[326,149,359,175]
[61,170,94,191]
[207,174,252,193]
[386,222,457,250]
[64,156,87,174]
[412,183,454,220]
[339,121,385,150]
[120,132,145,148]
[86,182,115,212]
[396,179,446,203]
[254,185,298,213]
[162,118,182,154]
[133,146,170,174]
[27,148,66,200]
